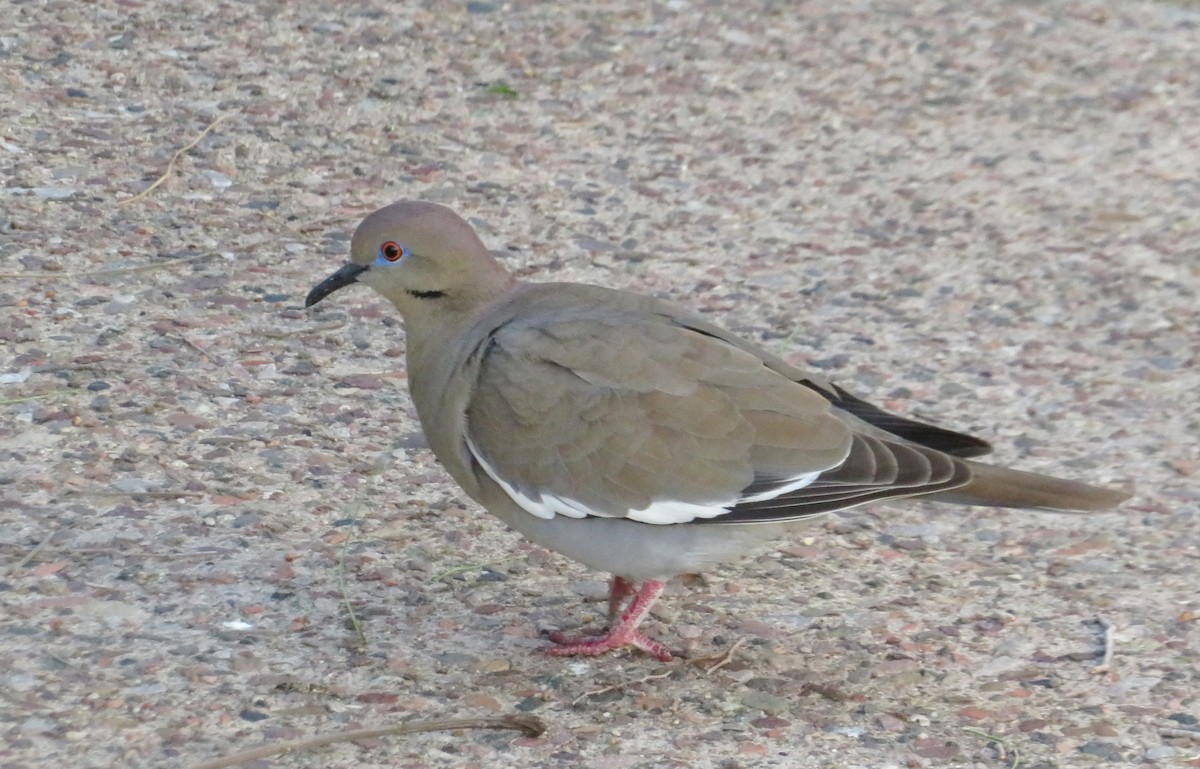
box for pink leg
[548,579,673,661]
[607,576,637,625]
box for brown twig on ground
[337,513,368,650]
[0,390,73,405]
[7,546,227,561]
[1159,727,1200,743]
[571,670,674,705]
[181,715,546,769]
[176,333,223,364]
[63,489,206,498]
[434,556,522,582]
[45,652,84,670]
[117,115,229,207]
[690,636,748,674]
[962,727,1021,769]
[1092,616,1116,674]
[15,529,61,569]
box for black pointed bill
[305,263,368,308]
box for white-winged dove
[306,200,1130,661]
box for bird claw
[545,578,673,661]
[546,627,674,662]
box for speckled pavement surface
[2,2,1198,767]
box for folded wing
[464,307,973,525]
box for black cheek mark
[406,289,446,300]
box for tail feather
[930,461,1131,512]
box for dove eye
[381,241,404,262]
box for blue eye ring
[381,241,404,262]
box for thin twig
[1160,727,1200,742]
[0,251,219,280]
[776,323,804,356]
[962,727,1021,769]
[337,510,368,650]
[691,636,748,674]
[571,670,674,705]
[1092,616,1116,674]
[180,715,546,769]
[16,530,61,569]
[2,545,226,560]
[62,489,206,498]
[0,390,73,405]
[176,333,223,364]
[117,115,229,207]
[45,652,84,670]
[434,556,522,582]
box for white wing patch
[738,472,822,503]
[467,438,820,525]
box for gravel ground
[2,1,1198,768]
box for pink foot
[546,579,674,662]
[547,627,673,661]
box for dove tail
[930,461,1131,512]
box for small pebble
[1077,740,1125,761]
[32,187,77,199]
[434,651,479,668]
[203,170,232,189]
[473,658,511,674]
[110,477,150,493]
[741,691,790,716]
[1143,745,1176,762]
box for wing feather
[464,308,971,526]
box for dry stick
[434,556,522,582]
[0,390,73,405]
[63,489,206,498]
[15,529,61,569]
[176,333,223,364]
[181,715,546,769]
[962,727,1021,769]
[117,115,229,208]
[45,651,84,670]
[4,545,226,560]
[0,251,219,280]
[693,636,748,674]
[337,500,369,649]
[572,670,674,706]
[1092,616,1116,674]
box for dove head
[305,200,515,316]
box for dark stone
[515,696,544,712]
[1077,741,1125,761]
